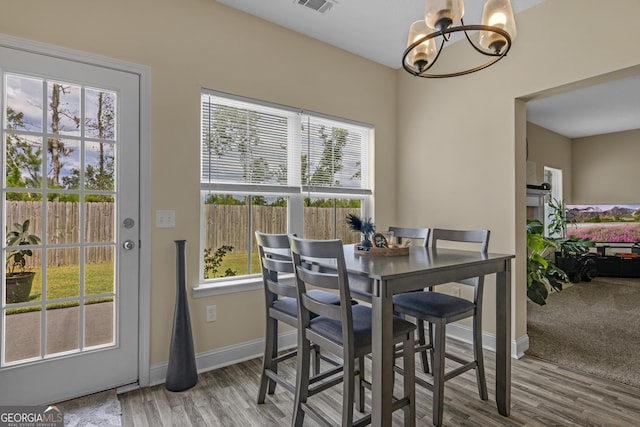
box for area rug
[527,276,640,388]
[58,389,122,426]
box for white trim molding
[148,331,298,387]
[146,326,529,388]
[447,323,529,359]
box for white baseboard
[149,330,298,386]
[446,323,529,359]
[148,327,529,387]
[513,333,529,358]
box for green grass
[7,262,114,314]
[212,251,260,278]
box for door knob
[123,240,136,250]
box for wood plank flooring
[118,339,640,426]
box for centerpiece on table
[346,214,409,256]
[346,214,375,248]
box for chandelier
[403,0,517,78]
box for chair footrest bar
[392,396,411,412]
[359,378,372,392]
[310,365,343,383]
[272,349,297,364]
[415,343,433,352]
[264,370,296,394]
[395,364,434,392]
[353,414,372,427]
[443,361,477,381]
[318,351,342,367]
[308,373,344,396]
[444,351,471,366]
[415,373,434,391]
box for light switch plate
[206,305,217,322]
[156,210,175,228]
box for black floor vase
[165,239,198,391]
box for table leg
[371,279,394,426]
[495,260,512,416]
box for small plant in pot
[346,214,375,247]
[5,219,41,304]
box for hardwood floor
[118,339,640,426]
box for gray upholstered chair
[387,226,432,374]
[388,226,430,249]
[255,232,344,404]
[289,236,416,427]
[392,228,490,427]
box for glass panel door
[0,43,140,405]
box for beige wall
[572,129,640,204]
[526,122,573,200]
[3,0,640,370]
[1,0,397,365]
[397,0,640,339]
[526,125,640,206]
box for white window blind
[200,91,371,196]
[301,114,370,195]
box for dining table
[342,243,515,426]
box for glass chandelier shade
[479,0,517,53]
[424,0,464,31]
[406,20,438,72]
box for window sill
[192,277,262,298]
[192,274,295,298]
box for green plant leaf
[527,281,548,306]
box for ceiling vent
[296,0,336,13]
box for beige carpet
[57,389,121,426]
[527,276,640,388]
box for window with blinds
[200,90,372,282]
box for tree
[309,125,347,187]
[301,125,349,207]
[203,245,237,279]
[63,90,115,198]
[48,83,77,187]
[205,105,278,184]
[5,108,43,200]
[84,91,115,190]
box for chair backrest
[289,236,353,345]
[432,228,490,254]
[431,228,490,302]
[255,231,296,300]
[388,226,430,248]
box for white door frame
[0,33,152,390]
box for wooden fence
[5,201,114,267]
[5,202,363,267]
[204,205,362,252]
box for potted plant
[5,219,41,303]
[526,218,569,305]
[346,214,375,247]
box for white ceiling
[526,75,640,139]
[217,0,640,138]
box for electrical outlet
[206,305,217,322]
[452,286,460,297]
